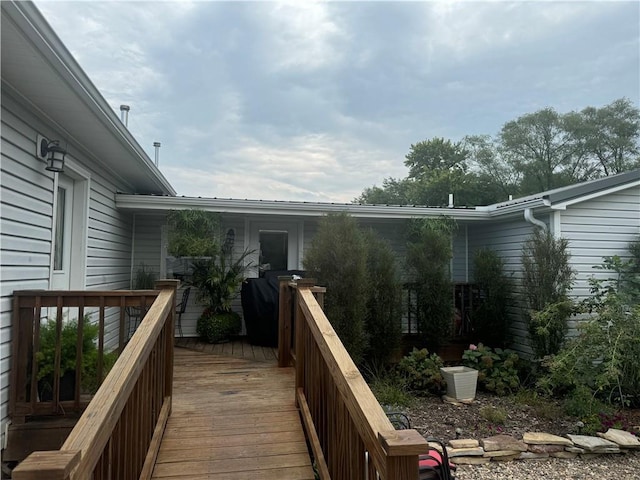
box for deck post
[379,430,429,480]
[278,276,293,367]
[12,450,80,480]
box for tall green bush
[362,229,402,365]
[304,213,369,363]
[472,249,512,348]
[406,217,454,351]
[167,209,220,258]
[521,228,575,358]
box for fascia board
[115,194,490,221]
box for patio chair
[176,287,191,337]
[384,410,456,480]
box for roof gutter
[115,194,491,220]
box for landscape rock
[565,446,586,454]
[446,446,484,457]
[566,434,620,453]
[448,438,479,449]
[449,456,490,465]
[550,451,578,459]
[490,453,521,462]
[527,444,566,454]
[523,432,573,446]
[481,434,528,452]
[598,428,640,449]
[518,452,550,460]
[483,449,522,458]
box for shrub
[543,239,640,407]
[197,309,242,343]
[396,348,446,395]
[521,228,575,358]
[362,229,402,365]
[304,213,369,364]
[479,406,507,425]
[462,343,520,396]
[472,249,513,348]
[406,217,454,350]
[167,209,220,257]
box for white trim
[160,224,168,279]
[550,180,640,210]
[64,161,90,290]
[48,173,60,287]
[130,214,137,288]
[297,220,304,270]
[551,211,562,238]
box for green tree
[406,217,455,351]
[362,229,402,365]
[499,108,585,194]
[303,213,369,363]
[472,249,513,348]
[521,229,576,358]
[567,98,640,176]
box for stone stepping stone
[446,446,484,457]
[551,451,578,459]
[448,438,479,449]
[566,434,620,453]
[597,428,640,449]
[523,432,573,446]
[483,450,522,458]
[528,444,565,453]
[481,434,527,452]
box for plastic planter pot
[440,366,478,401]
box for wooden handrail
[282,281,428,479]
[13,280,178,480]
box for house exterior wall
[559,185,640,299]
[467,216,539,356]
[0,90,135,447]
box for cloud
[35,0,639,202]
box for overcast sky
[35,1,640,202]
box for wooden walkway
[151,341,315,479]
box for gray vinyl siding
[0,91,136,445]
[452,226,468,282]
[467,216,540,356]
[560,186,640,300]
[132,214,165,284]
[1,95,55,447]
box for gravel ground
[401,392,640,479]
[453,451,640,480]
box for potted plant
[191,250,251,343]
[167,209,252,343]
[36,315,117,401]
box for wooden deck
[151,341,315,479]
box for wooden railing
[278,279,429,480]
[10,287,161,421]
[12,280,178,480]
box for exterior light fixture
[36,135,67,173]
[223,228,235,254]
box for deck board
[152,344,314,479]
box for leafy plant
[472,249,513,348]
[521,228,575,358]
[36,315,117,398]
[196,309,242,344]
[167,209,220,258]
[362,229,403,365]
[167,209,252,343]
[406,217,455,351]
[133,263,156,289]
[542,239,640,407]
[396,348,446,395]
[479,406,507,425]
[303,213,369,364]
[462,343,520,396]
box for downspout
[524,208,547,230]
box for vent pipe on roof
[509,194,513,201]
[448,193,454,208]
[153,142,161,166]
[120,105,130,127]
